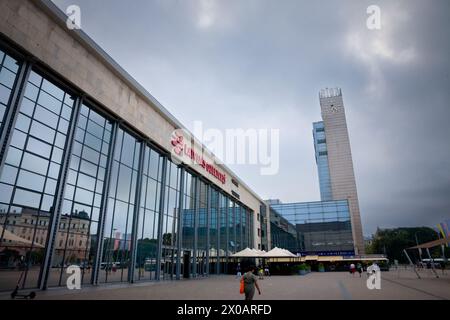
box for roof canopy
[231,247,261,258]
[261,247,297,258]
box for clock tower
[316,88,365,255]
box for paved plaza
[1,268,449,300]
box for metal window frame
[225,195,230,274]
[155,156,167,281]
[205,184,210,276]
[215,190,220,274]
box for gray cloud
[52,0,450,235]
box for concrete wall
[0,0,263,247]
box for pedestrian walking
[357,263,363,277]
[349,263,356,276]
[241,266,261,300]
[258,266,264,279]
[236,263,242,278]
[264,265,270,276]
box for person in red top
[349,263,356,276]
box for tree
[368,227,446,263]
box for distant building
[269,200,354,255]
[266,199,283,205]
[0,208,91,266]
[267,88,365,255]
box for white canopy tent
[231,247,297,258]
[261,247,297,258]
[231,247,261,258]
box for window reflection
[209,189,218,274]
[100,128,140,283]
[49,104,111,287]
[270,200,354,254]
[135,146,162,282]
[0,69,74,291]
[160,160,180,280]
[196,181,208,276]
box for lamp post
[415,232,423,263]
[108,228,117,275]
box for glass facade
[0,42,256,291]
[313,121,332,201]
[270,200,354,255]
[0,67,76,290]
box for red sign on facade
[171,131,226,184]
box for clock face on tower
[330,105,340,113]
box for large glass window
[227,198,234,255]
[100,128,140,283]
[0,70,75,290]
[271,200,354,254]
[235,203,241,252]
[209,188,218,274]
[249,209,254,248]
[48,104,112,287]
[219,194,227,272]
[135,145,163,281]
[241,206,247,249]
[181,171,195,277]
[196,180,208,276]
[161,161,180,280]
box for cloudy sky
[52,0,450,236]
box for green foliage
[297,263,308,271]
[368,227,442,263]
